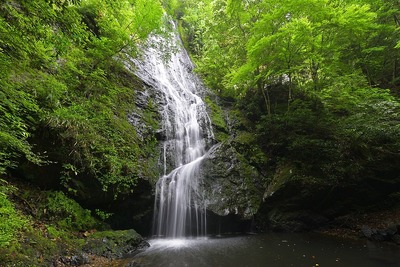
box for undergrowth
[0,178,109,266]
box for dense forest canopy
[176,0,399,95]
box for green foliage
[233,131,269,169]
[95,209,113,220]
[46,191,100,231]
[254,85,400,184]
[0,181,28,248]
[0,0,163,196]
[1,0,159,244]
[323,85,400,167]
[0,180,115,265]
[178,0,399,98]
[204,96,228,141]
[46,225,64,239]
[178,0,400,193]
[0,78,43,174]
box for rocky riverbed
[317,208,400,245]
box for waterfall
[131,23,214,238]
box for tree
[0,0,163,195]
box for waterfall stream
[132,23,214,238]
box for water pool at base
[128,233,400,267]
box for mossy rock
[200,141,264,220]
[83,229,149,258]
[204,96,229,142]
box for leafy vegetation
[0,1,163,262]
[176,0,400,213]
[0,178,111,265]
[46,191,101,231]
[1,0,400,258]
[0,0,163,194]
[0,180,28,248]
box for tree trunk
[261,84,271,116]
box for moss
[2,221,95,266]
[0,182,29,248]
[46,191,103,231]
[0,179,114,265]
[84,229,147,258]
[201,142,264,219]
[205,96,229,142]
[90,229,139,240]
[0,178,152,265]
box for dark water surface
[129,233,400,267]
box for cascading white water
[132,22,214,238]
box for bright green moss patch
[0,181,28,248]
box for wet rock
[384,224,397,236]
[361,224,400,243]
[83,230,149,259]
[256,170,334,232]
[58,253,90,265]
[199,141,264,221]
[125,260,143,267]
[372,232,386,242]
[267,209,329,232]
[128,85,162,143]
[361,225,374,238]
[155,129,166,141]
[392,234,400,245]
[105,179,154,235]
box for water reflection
[129,233,400,267]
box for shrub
[0,182,28,248]
[47,191,100,231]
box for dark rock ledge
[54,230,149,266]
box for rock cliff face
[132,83,264,233]
[257,172,400,233]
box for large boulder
[83,229,149,258]
[200,141,264,221]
